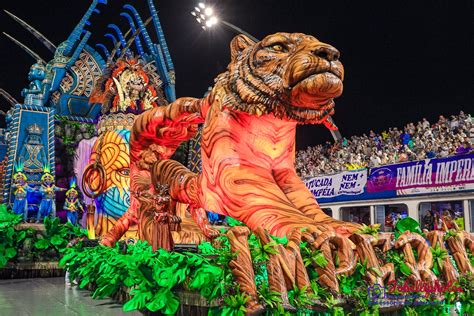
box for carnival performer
[64,180,84,225]
[11,163,35,221]
[36,166,65,223]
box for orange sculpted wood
[129,32,361,239]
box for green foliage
[458,273,474,314]
[443,229,458,241]
[385,249,411,277]
[355,224,381,237]
[301,242,328,268]
[227,217,245,227]
[288,285,314,309]
[394,217,424,239]
[0,206,86,268]
[63,222,474,316]
[257,282,283,312]
[222,290,248,316]
[0,205,23,267]
[430,245,449,276]
[62,240,235,315]
[0,204,22,228]
[33,217,87,253]
[55,116,95,155]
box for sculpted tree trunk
[350,233,395,286]
[445,231,474,275]
[426,230,459,284]
[226,227,264,314]
[394,232,437,283]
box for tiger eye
[272,44,283,51]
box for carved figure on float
[81,55,168,238]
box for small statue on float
[36,165,65,223]
[11,162,35,221]
[64,179,84,225]
[148,183,181,251]
[21,61,46,97]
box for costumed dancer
[36,165,65,223]
[64,179,84,225]
[11,162,34,221]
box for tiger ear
[230,34,256,62]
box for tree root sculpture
[226,227,265,314]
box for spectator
[422,210,434,231]
[385,213,394,232]
[296,111,472,177]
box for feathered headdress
[66,177,78,196]
[13,160,27,180]
[41,164,54,182]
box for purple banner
[367,154,474,195]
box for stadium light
[190,3,258,42]
[204,7,213,16]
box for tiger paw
[202,226,220,239]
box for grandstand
[298,111,474,235]
[296,111,472,177]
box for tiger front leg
[152,159,219,239]
[200,164,334,238]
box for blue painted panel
[3,104,54,206]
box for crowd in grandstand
[296,111,473,178]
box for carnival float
[0,1,473,315]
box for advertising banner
[367,154,474,196]
[304,169,367,198]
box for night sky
[0,0,472,149]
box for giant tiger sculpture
[102,32,360,246]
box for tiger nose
[313,45,340,61]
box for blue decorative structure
[1,0,177,219]
[108,24,130,56]
[120,12,145,57]
[3,104,55,206]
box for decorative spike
[0,88,19,107]
[66,31,91,68]
[104,33,121,56]
[4,10,56,53]
[123,4,155,55]
[106,27,132,65]
[64,0,108,56]
[2,32,45,63]
[153,43,175,101]
[147,0,174,72]
[107,24,127,49]
[118,17,152,60]
[120,12,145,57]
[95,44,110,59]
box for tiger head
[219,32,344,124]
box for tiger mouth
[288,99,335,121]
[290,68,342,88]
